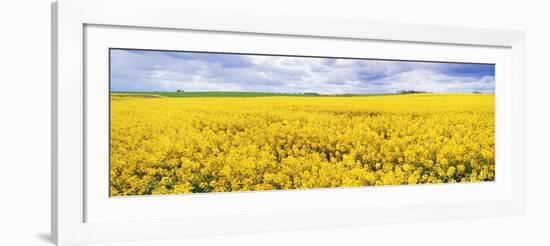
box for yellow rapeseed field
[110,94,494,196]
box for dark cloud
[436,63,495,77]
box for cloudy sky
[110,49,495,94]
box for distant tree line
[397,90,431,94]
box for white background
[0,0,547,245]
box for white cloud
[110,49,495,94]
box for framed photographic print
[52,0,526,245]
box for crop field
[112,91,394,98]
[109,93,495,196]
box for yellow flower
[110,93,495,195]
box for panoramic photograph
[109,48,495,196]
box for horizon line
[110,90,495,94]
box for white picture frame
[52,0,526,245]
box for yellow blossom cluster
[110,94,494,196]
